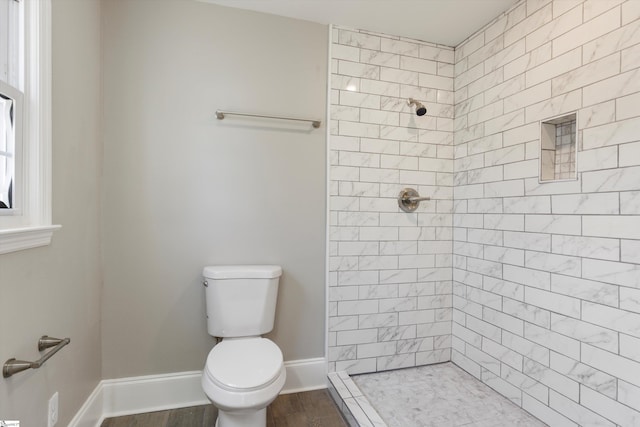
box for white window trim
[0,0,60,255]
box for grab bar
[3,336,71,378]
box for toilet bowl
[202,338,286,427]
[200,265,285,427]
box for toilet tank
[203,265,282,337]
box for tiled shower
[327,0,640,426]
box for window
[0,0,59,254]
[0,0,21,211]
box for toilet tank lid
[203,265,282,279]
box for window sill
[0,225,61,255]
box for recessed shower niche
[539,112,578,182]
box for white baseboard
[68,357,326,427]
[282,357,327,394]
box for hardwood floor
[100,389,348,427]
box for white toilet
[201,265,286,427]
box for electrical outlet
[48,392,58,427]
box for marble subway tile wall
[453,0,640,425]
[328,26,455,374]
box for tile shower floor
[351,363,547,427]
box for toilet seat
[204,338,283,392]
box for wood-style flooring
[100,389,348,427]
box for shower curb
[327,371,388,427]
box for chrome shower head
[407,98,427,116]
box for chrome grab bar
[215,110,321,129]
[3,336,71,378]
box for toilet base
[215,407,266,427]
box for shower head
[407,98,427,116]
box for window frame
[0,0,60,255]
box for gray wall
[101,0,328,378]
[0,0,103,425]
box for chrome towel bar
[3,336,70,378]
[216,110,321,128]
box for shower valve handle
[398,188,430,213]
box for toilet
[201,265,286,427]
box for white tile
[337,328,378,345]
[583,166,640,192]
[502,330,550,365]
[581,384,640,426]
[380,67,419,85]
[504,81,552,113]
[549,390,616,427]
[502,364,550,403]
[333,44,361,62]
[380,38,419,57]
[504,42,552,80]
[552,235,619,261]
[466,316,502,342]
[583,68,640,106]
[583,116,640,150]
[621,40,640,72]
[503,298,550,327]
[465,344,501,375]
[340,121,380,138]
[338,60,381,79]
[504,231,551,251]
[339,30,381,50]
[552,274,619,307]
[622,0,640,23]
[523,358,580,402]
[359,79,400,98]
[620,287,640,314]
[485,180,525,198]
[580,100,617,129]
[552,7,621,57]
[525,322,580,360]
[550,351,617,399]
[504,3,553,46]
[360,49,399,68]
[578,146,618,172]
[583,215,640,239]
[551,313,618,353]
[620,141,640,167]
[582,258,640,288]
[522,393,577,427]
[582,301,640,338]
[524,177,581,195]
[525,47,581,88]
[616,91,640,122]
[525,214,581,235]
[485,214,525,231]
[620,334,640,364]
[503,264,551,290]
[618,379,640,412]
[525,287,580,318]
[526,4,582,52]
[486,3,527,42]
[551,193,619,215]
[584,0,625,21]
[525,88,582,123]
[483,307,525,336]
